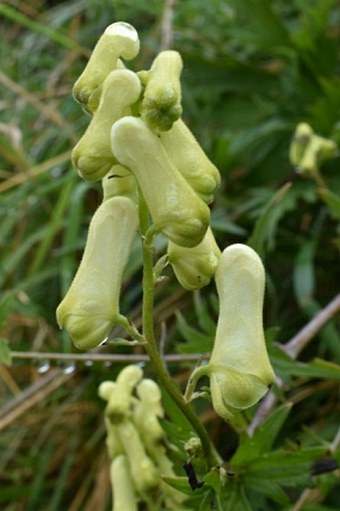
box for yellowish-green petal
[56,196,138,350]
[73,21,140,113]
[111,116,210,247]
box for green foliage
[1,0,339,510]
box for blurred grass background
[0,0,339,509]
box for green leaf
[196,488,216,511]
[193,292,217,336]
[245,479,290,506]
[162,476,206,497]
[0,292,15,330]
[245,447,328,486]
[226,484,252,511]
[248,182,292,257]
[319,188,340,219]
[271,346,340,381]
[0,338,12,365]
[0,4,84,51]
[211,210,248,236]
[231,404,292,467]
[176,311,213,353]
[204,467,224,494]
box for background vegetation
[0,0,339,509]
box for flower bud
[99,366,143,423]
[73,22,140,113]
[72,69,142,182]
[208,244,275,420]
[289,122,312,169]
[133,379,164,445]
[116,420,159,493]
[289,122,337,177]
[111,116,210,247]
[56,196,138,350]
[98,381,116,401]
[160,120,220,203]
[140,50,183,132]
[168,227,221,290]
[105,417,124,459]
[110,455,138,511]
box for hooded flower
[140,50,183,132]
[168,227,221,290]
[185,244,275,421]
[73,21,140,114]
[72,69,142,182]
[160,119,220,204]
[208,244,275,420]
[56,196,138,350]
[110,116,210,247]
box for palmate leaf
[231,404,292,467]
[271,346,340,381]
[245,447,328,487]
[245,479,290,506]
[226,483,253,511]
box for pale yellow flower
[185,244,275,421]
[56,196,138,350]
[140,50,183,132]
[111,116,210,247]
[160,119,220,204]
[72,69,141,182]
[168,227,221,290]
[73,21,140,113]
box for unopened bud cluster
[289,122,337,178]
[98,365,186,511]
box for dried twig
[283,293,340,359]
[160,0,176,50]
[10,350,210,364]
[0,368,75,432]
[248,293,340,435]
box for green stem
[184,365,210,402]
[138,192,221,467]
